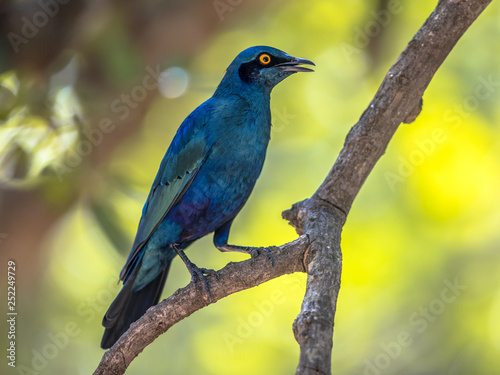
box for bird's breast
[208,126,269,194]
[165,96,272,241]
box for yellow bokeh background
[1,0,500,374]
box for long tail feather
[101,262,171,349]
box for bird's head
[216,46,315,95]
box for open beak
[276,57,315,73]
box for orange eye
[259,53,271,65]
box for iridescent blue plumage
[101,46,314,348]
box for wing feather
[119,109,210,281]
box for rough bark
[94,0,493,374]
[93,236,309,375]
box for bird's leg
[171,244,218,300]
[218,244,276,268]
[213,222,276,267]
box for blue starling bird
[101,46,314,349]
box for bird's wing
[119,108,210,282]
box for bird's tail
[101,261,171,349]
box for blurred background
[1,0,499,374]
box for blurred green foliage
[2,0,500,374]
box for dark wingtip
[100,262,171,350]
[101,330,118,349]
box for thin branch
[93,236,310,375]
[94,0,493,374]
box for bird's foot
[185,259,218,301]
[172,243,218,301]
[248,246,276,268]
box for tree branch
[93,236,310,375]
[94,0,493,374]
[283,1,492,374]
